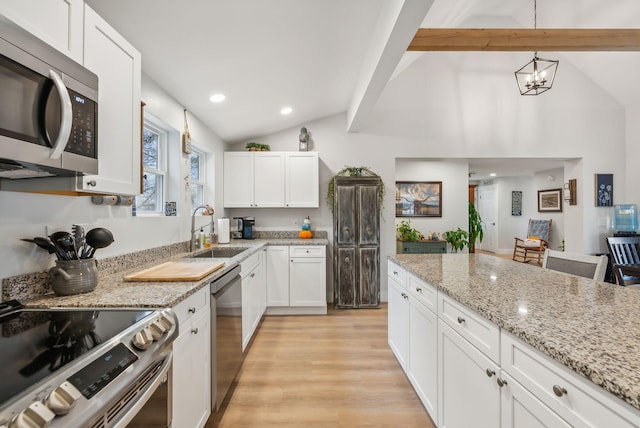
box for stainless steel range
[0,300,178,427]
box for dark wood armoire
[333,176,381,308]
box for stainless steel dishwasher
[210,265,243,411]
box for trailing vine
[326,166,385,215]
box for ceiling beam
[408,28,640,51]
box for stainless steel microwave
[0,14,98,180]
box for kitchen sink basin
[190,247,247,258]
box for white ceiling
[84,0,640,176]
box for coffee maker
[232,217,255,239]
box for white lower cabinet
[172,287,211,428]
[387,271,409,371]
[241,252,266,351]
[438,320,500,428]
[266,245,327,314]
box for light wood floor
[206,305,434,428]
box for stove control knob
[132,327,154,350]
[158,314,175,332]
[10,401,55,428]
[46,381,82,415]
[149,319,167,340]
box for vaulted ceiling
[85,0,640,148]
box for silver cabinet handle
[188,307,196,314]
[486,369,495,377]
[497,377,508,387]
[553,385,568,397]
[416,287,422,292]
[393,271,398,275]
[457,316,465,324]
[86,180,97,187]
[250,273,255,278]
[344,226,350,233]
[401,292,408,300]
[191,328,199,334]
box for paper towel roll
[217,218,230,243]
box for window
[135,122,167,213]
[189,149,205,208]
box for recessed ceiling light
[490,173,497,177]
[280,106,293,115]
[209,93,226,103]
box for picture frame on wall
[512,191,522,216]
[538,188,562,212]
[595,173,613,207]
[395,181,442,217]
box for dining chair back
[605,236,640,286]
[542,249,608,281]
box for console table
[396,240,447,254]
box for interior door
[477,186,498,253]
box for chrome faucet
[191,204,214,251]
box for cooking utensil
[72,224,86,258]
[20,238,56,254]
[85,228,114,258]
[50,231,76,260]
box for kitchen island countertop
[389,253,640,412]
[20,237,328,309]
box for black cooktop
[0,301,152,406]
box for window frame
[189,147,206,209]
[135,120,168,216]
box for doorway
[477,185,498,253]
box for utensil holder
[49,258,98,296]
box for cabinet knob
[485,369,495,377]
[393,271,398,275]
[457,316,465,324]
[497,377,508,387]
[86,180,97,187]
[191,328,199,334]
[401,292,408,300]
[250,273,255,278]
[344,256,350,263]
[416,287,422,293]
[188,307,196,314]
[552,385,568,397]
[344,226,350,233]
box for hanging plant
[326,166,385,214]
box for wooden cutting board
[123,260,225,282]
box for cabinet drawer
[289,245,326,258]
[388,261,406,284]
[174,287,209,328]
[438,293,500,363]
[407,273,437,314]
[501,331,640,428]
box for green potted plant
[396,220,423,242]
[443,227,469,253]
[468,201,484,253]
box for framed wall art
[538,188,562,212]
[512,191,522,216]
[595,174,613,207]
[395,181,442,217]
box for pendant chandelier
[514,0,559,95]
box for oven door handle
[112,352,173,428]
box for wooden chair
[542,249,608,281]
[605,236,640,286]
[512,219,552,266]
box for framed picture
[595,174,613,207]
[395,181,442,217]
[538,188,562,212]
[512,191,522,216]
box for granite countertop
[20,237,328,309]
[389,253,640,411]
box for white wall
[395,159,468,249]
[0,74,228,281]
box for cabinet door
[173,310,211,428]
[335,247,356,308]
[408,297,438,421]
[266,246,290,306]
[81,7,141,195]
[241,263,261,351]
[285,152,319,207]
[254,152,285,207]
[335,184,356,245]
[358,184,379,245]
[358,247,379,307]
[0,0,83,63]
[501,372,571,428]
[224,152,254,207]
[438,320,500,428]
[290,257,326,307]
[388,276,409,371]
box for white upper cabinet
[286,152,319,207]
[223,151,319,208]
[79,6,141,195]
[0,0,84,63]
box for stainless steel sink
[190,247,247,258]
